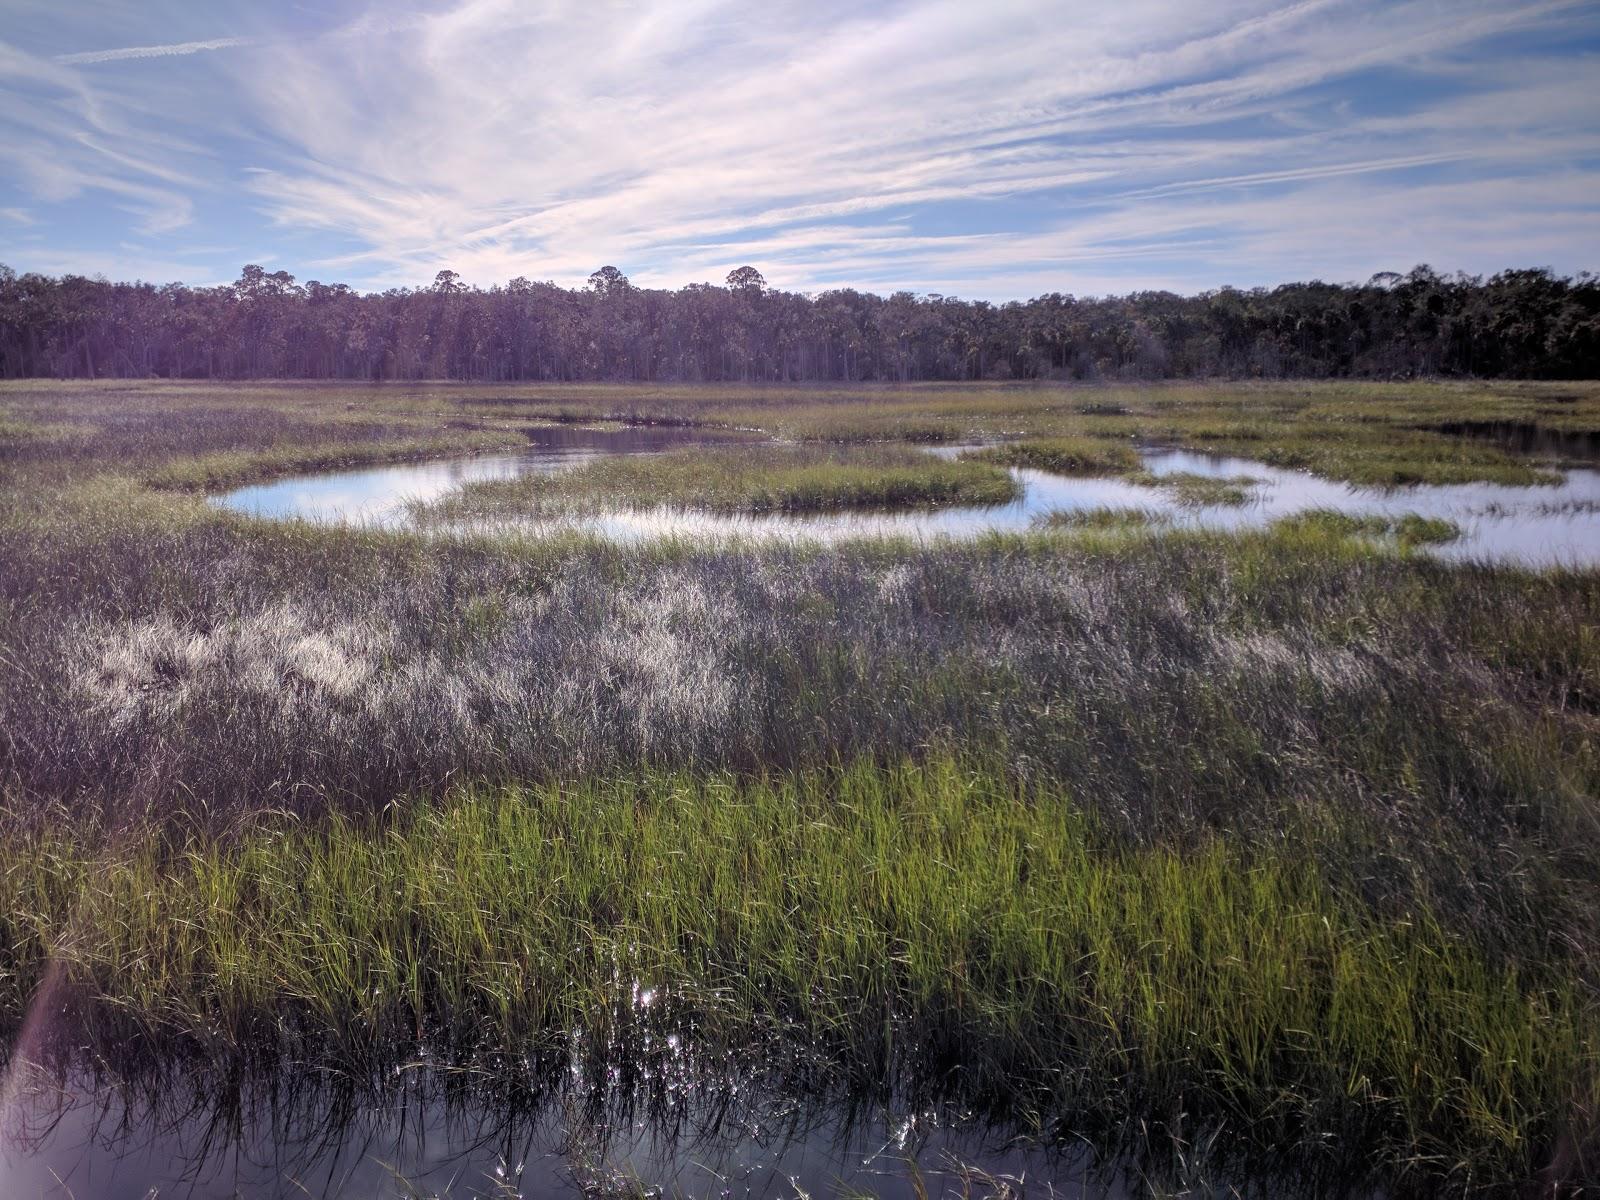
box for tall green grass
[1,759,1592,1191]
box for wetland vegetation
[959,436,1141,475]
[419,442,1020,520]
[1,377,1599,1195]
[1121,470,1262,507]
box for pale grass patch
[75,605,390,727]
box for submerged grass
[2,759,1593,1191]
[418,442,1020,520]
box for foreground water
[10,999,1256,1200]
[214,423,1600,566]
[5,1011,1392,1200]
[1,1065,1076,1199]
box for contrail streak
[55,37,252,66]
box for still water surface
[214,424,1600,566]
[1,1055,1103,1198]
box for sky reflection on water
[211,426,1600,567]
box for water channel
[214,424,1600,566]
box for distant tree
[726,265,766,292]
[587,265,631,296]
[235,264,267,296]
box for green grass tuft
[1034,506,1171,530]
[960,436,1140,475]
[1272,508,1462,548]
[1126,469,1263,506]
[420,442,1020,519]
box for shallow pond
[217,424,763,525]
[213,424,1600,567]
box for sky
[1,0,1597,300]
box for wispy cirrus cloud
[0,0,1596,295]
[0,36,206,236]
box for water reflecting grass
[0,1040,1124,1199]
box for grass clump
[960,436,1140,475]
[1394,513,1464,545]
[1126,469,1262,506]
[0,415,83,451]
[1273,509,1462,549]
[422,443,1019,519]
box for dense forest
[1,261,1596,382]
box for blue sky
[1,0,1597,299]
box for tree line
[1,261,1595,382]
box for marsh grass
[417,443,1020,520]
[0,414,84,450]
[6,377,1596,489]
[1274,509,1463,548]
[4,514,1591,979]
[2,378,1599,1193]
[959,437,1141,475]
[1,760,1593,1191]
[427,378,1599,485]
[1221,430,1564,487]
[1123,470,1263,507]
[1033,506,1171,531]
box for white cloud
[2,0,1596,295]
